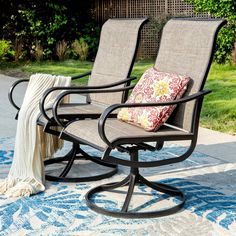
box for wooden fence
[91,0,204,58]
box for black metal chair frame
[48,18,226,218]
[8,74,137,183]
[41,85,135,183]
[8,18,148,183]
[51,87,209,218]
[9,18,226,218]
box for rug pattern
[0,137,235,236]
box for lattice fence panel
[92,0,206,58]
[167,0,194,16]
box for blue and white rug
[0,137,236,236]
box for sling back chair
[8,18,148,182]
[50,18,226,218]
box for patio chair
[50,18,226,218]
[8,18,148,182]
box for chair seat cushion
[37,102,109,125]
[63,118,192,150]
[117,68,190,131]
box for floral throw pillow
[117,67,190,131]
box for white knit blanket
[0,74,71,197]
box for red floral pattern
[117,68,190,131]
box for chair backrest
[88,18,147,105]
[154,18,226,132]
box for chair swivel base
[44,145,118,183]
[85,172,185,219]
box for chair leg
[139,175,182,196]
[85,173,185,218]
[85,149,185,218]
[44,143,118,183]
[121,174,137,212]
[102,175,131,189]
[44,148,74,165]
[58,144,78,178]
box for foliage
[0,40,14,61]
[0,1,92,60]
[232,43,236,65]
[55,40,68,61]
[72,38,89,61]
[150,14,172,35]
[79,22,101,59]
[12,38,24,62]
[31,41,44,61]
[185,0,236,63]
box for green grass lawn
[0,60,93,85]
[201,63,236,135]
[0,60,235,135]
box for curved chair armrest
[8,71,91,110]
[8,79,29,111]
[8,71,92,112]
[39,76,137,122]
[51,85,135,128]
[98,90,211,148]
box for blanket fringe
[0,179,15,194]
[0,177,45,197]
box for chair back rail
[88,18,148,104]
[155,18,226,132]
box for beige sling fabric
[0,74,71,197]
[154,19,224,131]
[89,19,147,105]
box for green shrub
[0,40,14,61]
[55,40,68,61]
[215,26,235,63]
[80,22,101,59]
[1,1,92,60]
[232,42,236,65]
[31,41,44,61]
[150,14,172,35]
[12,38,24,62]
[72,38,89,61]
